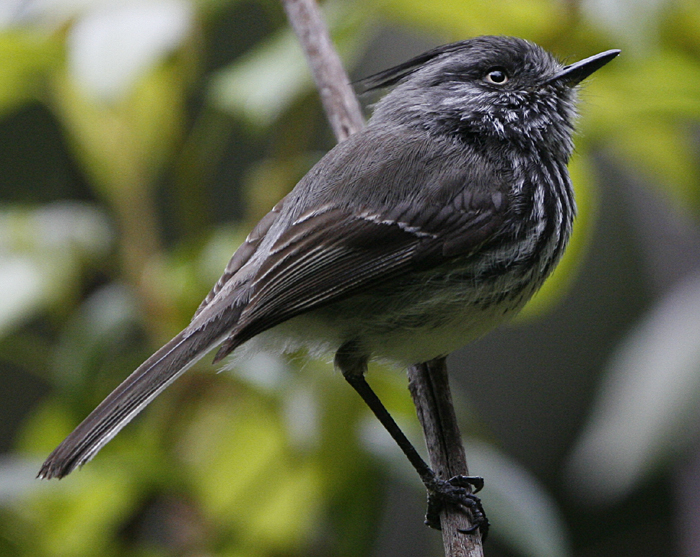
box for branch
[408,359,484,557]
[280,0,364,141]
[280,2,484,555]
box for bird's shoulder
[287,123,509,216]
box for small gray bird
[39,35,618,535]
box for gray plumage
[39,36,619,480]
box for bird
[38,35,619,535]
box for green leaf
[378,0,567,42]
[66,1,193,103]
[0,203,112,337]
[582,51,700,136]
[0,256,46,338]
[51,284,142,399]
[177,380,324,552]
[0,30,61,116]
[51,58,186,199]
[208,0,373,127]
[22,467,139,557]
[615,121,699,208]
[580,0,668,53]
[581,50,700,207]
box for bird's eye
[484,68,509,85]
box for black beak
[545,49,620,86]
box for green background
[1,0,700,556]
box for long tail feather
[38,321,228,479]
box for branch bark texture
[279,1,484,555]
[280,0,364,141]
[408,359,484,557]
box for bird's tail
[38,319,229,480]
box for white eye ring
[485,68,509,84]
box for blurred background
[1,0,700,556]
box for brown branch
[280,0,365,141]
[280,1,484,555]
[408,359,484,557]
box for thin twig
[279,1,484,555]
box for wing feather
[39,126,510,479]
[214,188,507,359]
[193,196,288,318]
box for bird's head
[362,36,619,159]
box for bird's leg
[334,342,488,537]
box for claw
[424,475,489,540]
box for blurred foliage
[0,0,699,556]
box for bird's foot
[424,475,489,539]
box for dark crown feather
[356,40,474,92]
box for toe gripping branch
[424,474,490,540]
[336,346,489,540]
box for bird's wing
[38,129,508,480]
[37,198,291,480]
[214,183,508,359]
[193,195,288,318]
